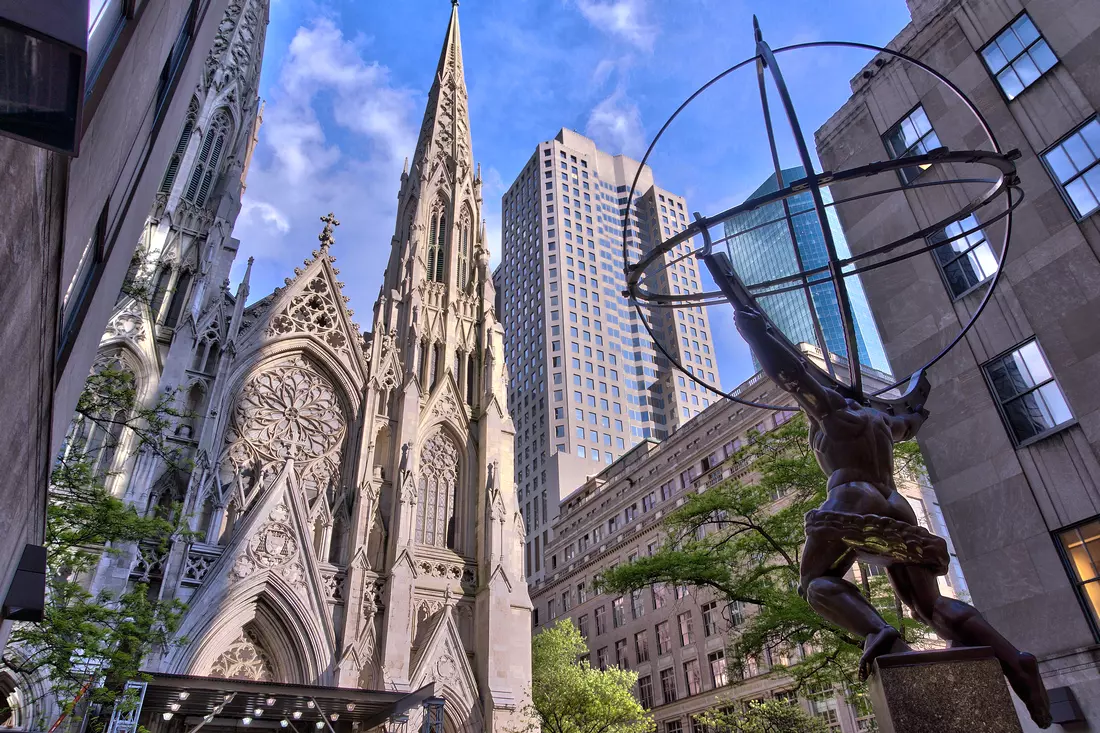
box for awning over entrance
[130,673,440,733]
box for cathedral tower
[362,3,533,730]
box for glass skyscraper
[724,166,890,373]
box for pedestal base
[868,647,1022,733]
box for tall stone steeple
[358,2,532,731]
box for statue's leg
[888,563,1051,728]
[802,482,911,678]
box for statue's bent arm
[733,304,845,421]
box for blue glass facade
[723,166,890,374]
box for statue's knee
[801,577,829,605]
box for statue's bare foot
[859,626,909,681]
[1005,652,1051,728]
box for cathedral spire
[407,0,472,183]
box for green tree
[525,620,654,733]
[696,699,828,733]
[2,365,192,726]
[596,414,925,690]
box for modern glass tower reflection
[723,166,890,373]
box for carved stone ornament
[266,276,352,359]
[432,391,461,421]
[249,521,298,568]
[435,654,458,684]
[106,309,145,341]
[222,356,346,488]
[210,629,274,681]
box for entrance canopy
[138,673,438,733]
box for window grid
[1056,519,1100,640]
[980,13,1057,100]
[982,340,1073,446]
[1042,117,1100,220]
[929,215,998,299]
[883,105,940,185]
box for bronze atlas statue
[622,17,1051,729]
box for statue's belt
[805,509,951,575]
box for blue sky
[231,0,914,390]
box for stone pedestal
[868,647,1022,733]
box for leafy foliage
[596,414,927,691]
[2,365,192,724]
[524,620,654,733]
[695,699,828,733]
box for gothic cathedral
[69,2,531,731]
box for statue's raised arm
[733,302,846,421]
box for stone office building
[531,357,966,733]
[815,0,1100,725]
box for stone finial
[319,212,341,248]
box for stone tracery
[209,628,274,681]
[415,431,459,548]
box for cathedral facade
[58,2,531,731]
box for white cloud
[240,200,290,234]
[574,0,657,50]
[231,17,419,323]
[585,88,645,158]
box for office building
[0,0,234,654]
[532,355,966,733]
[497,129,721,585]
[815,0,1100,725]
[724,166,889,373]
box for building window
[708,650,728,687]
[154,2,196,119]
[982,340,1072,445]
[684,659,702,696]
[184,109,231,207]
[630,589,645,619]
[615,639,629,668]
[578,614,589,638]
[60,198,110,339]
[677,612,694,646]
[659,668,677,703]
[634,631,649,662]
[1042,117,1100,220]
[656,621,671,655]
[415,431,459,548]
[883,105,940,185]
[701,601,719,637]
[929,215,998,299]
[596,647,609,670]
[1056,518,1100,638]
[612,596,625,627]
[665,722,682,733]
[547,599,556,620]
[652,584,668,610]
[595,605,607,635]
[637,675,654,709]
[980,13,1057,100]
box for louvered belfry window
[427,209,447,283]
[160,100,198,195]
[185,109,232,207]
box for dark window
[634,631,649,662]
[982,340,1072,445]
[883,105,940,185]
[708,650,728,687]
[612,596,625,627]
[154,2,195,119]
[701,601,719,637]
[595,605,607,635]
[615,639,628,668]
[596,646,609,670]
[684,659,702,696]
[980,13,1057,100]
[929,215,998,299]
[677,612,694,646]
[656,621,671,655]
[1056,519,1100,638]
[60,197,110,341]
[637,675,654,709]
[1042,117,1100,220]
[659,668,677,703]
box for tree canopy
[596,414,924,690]
[3,365,191,726]
[525,619,654,733]
[695,699,828,733]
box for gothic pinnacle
[318,212,340,249]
